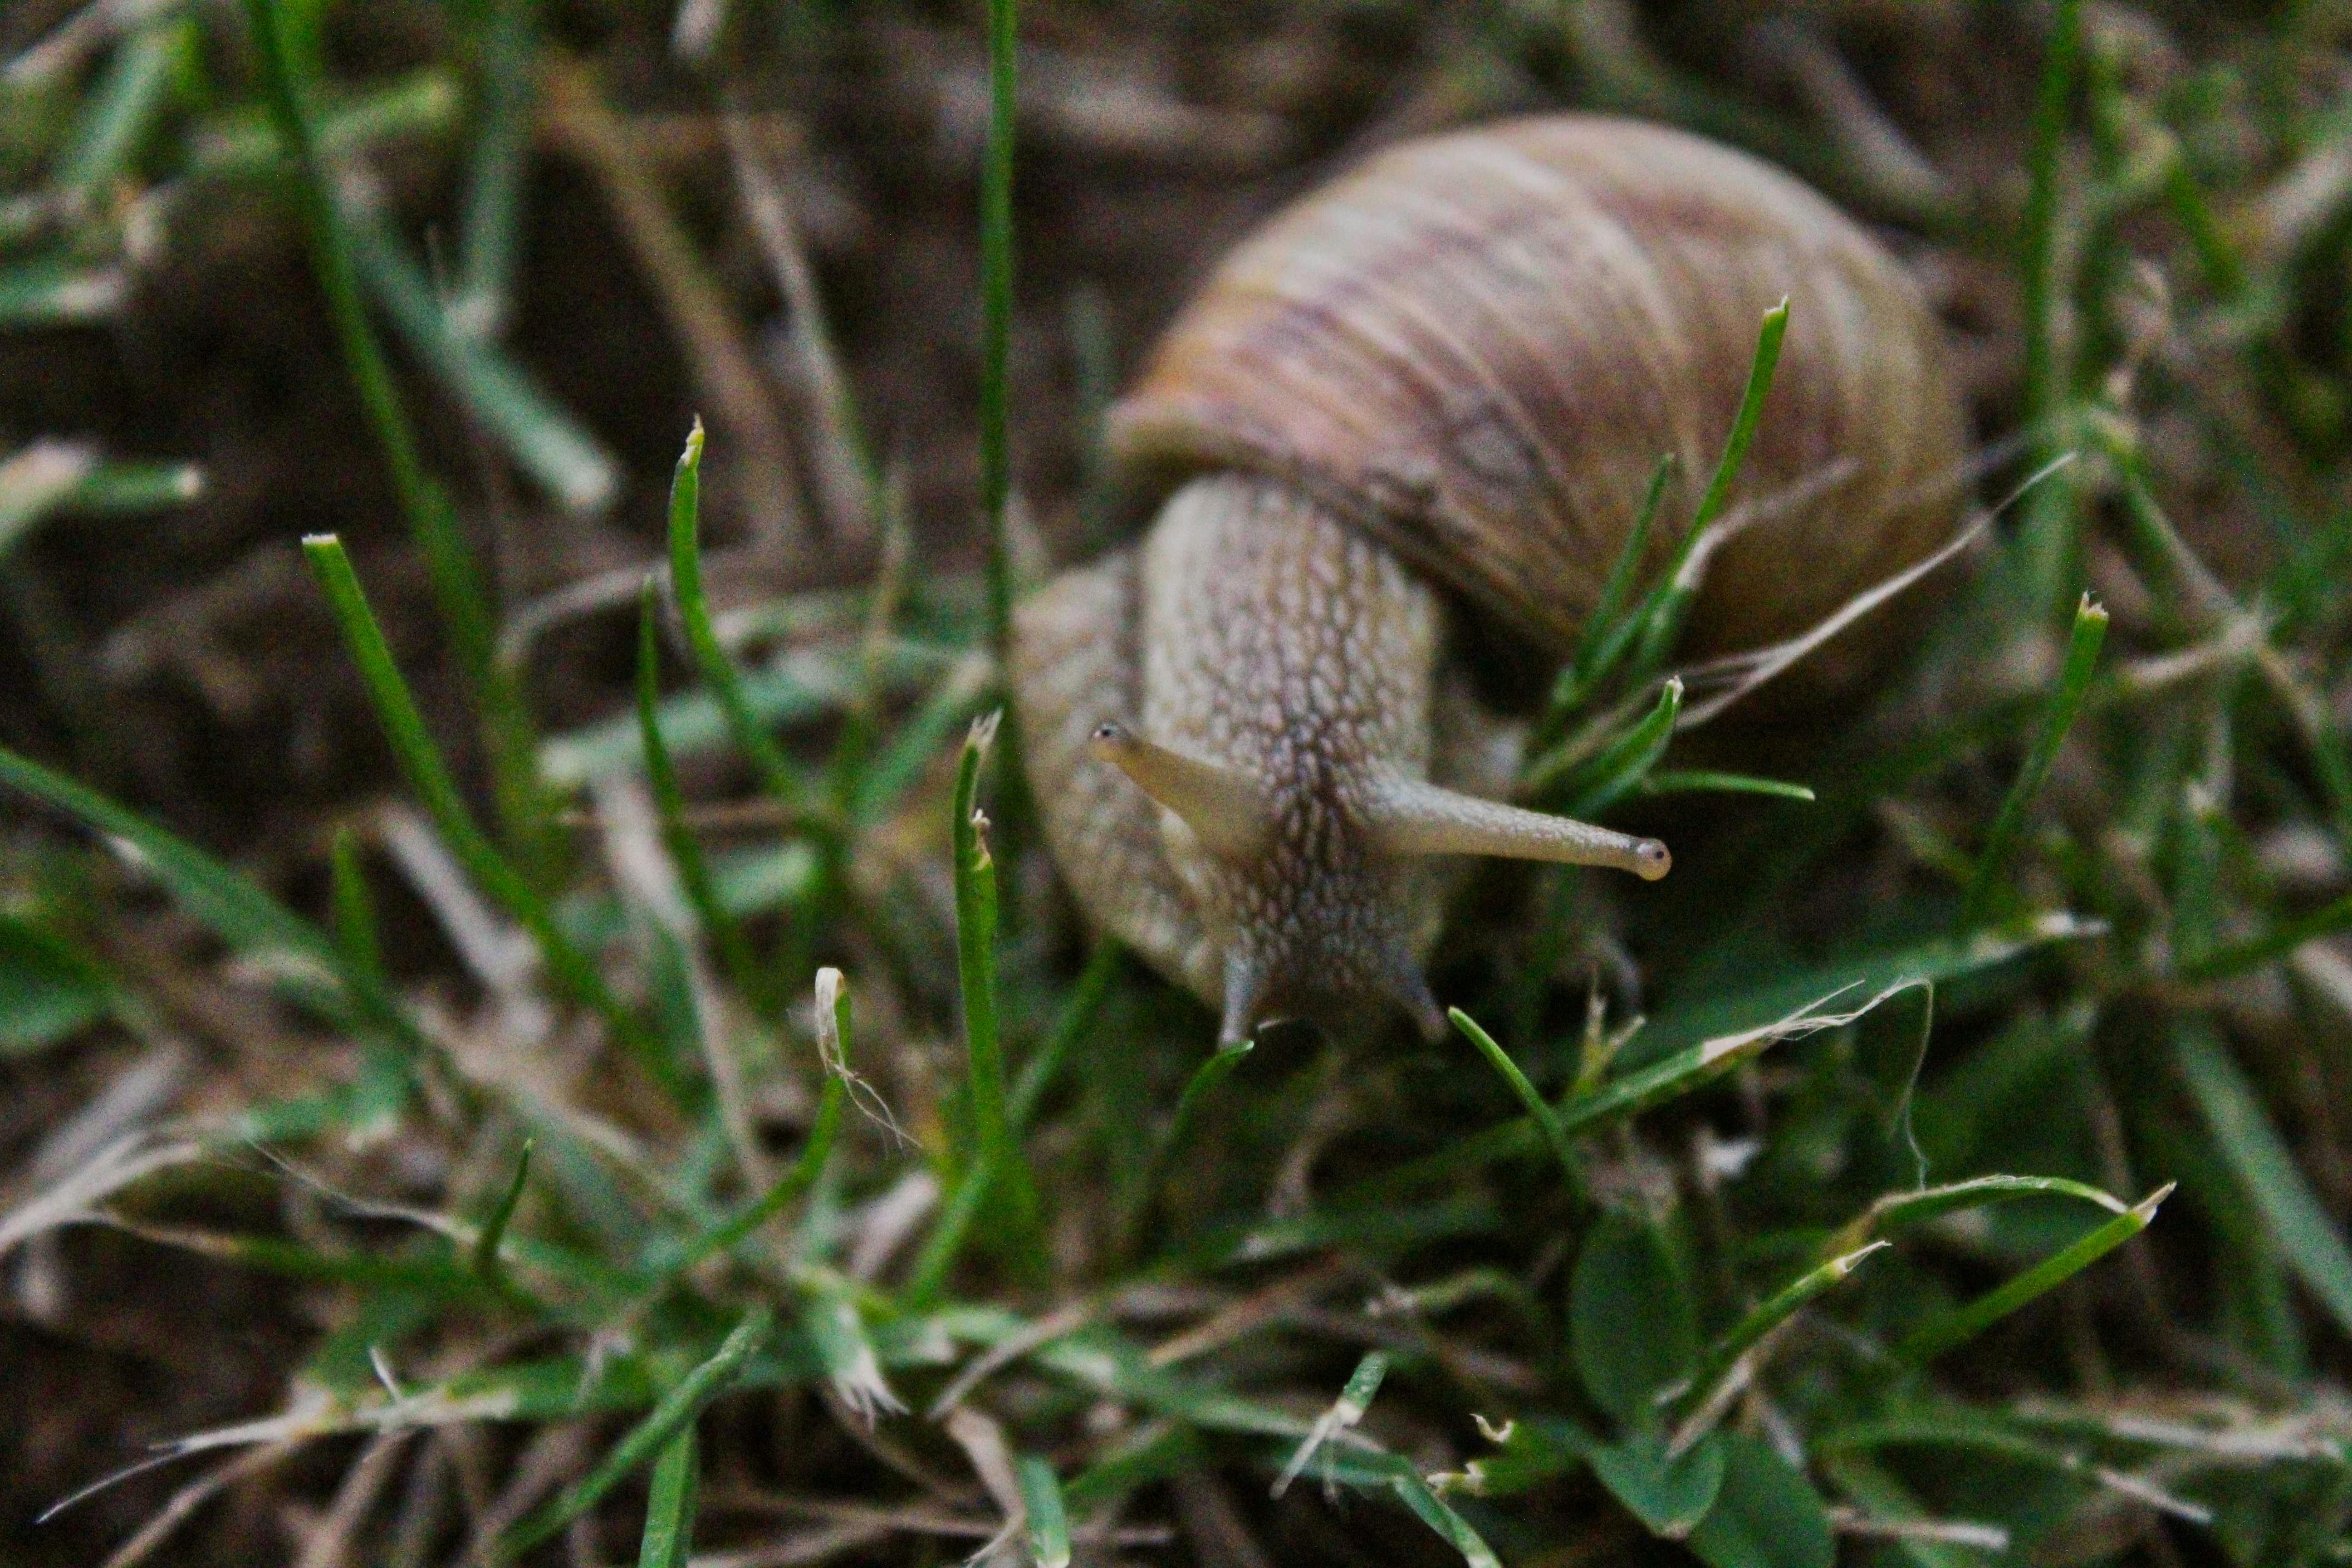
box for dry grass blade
[723,105,873,544]
[0,1132,204,1259]
[927,1298,1099,1418]
[537,51,806,552]
[593,769,770,1190]
[93,1439,303,1568]
[292,1431,415,1568]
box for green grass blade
[60,461,206,516]
[1578,452,1676,673]
[1524,678,1678,803]
[237,0,486,656]
[1114,1036,1257,1251]
[1389,1472,1504,1568]
[909,714,1034,1293]
[664,420,807,803]
[491,1307,772,1562]
[654,968,852,1285]
[237,0,545,858]
[1670,1243,1886,1426]
[635,1428,699,1568]
[302,534,681,1103]
[1191,1198,1497,1271]
[951,710,1020,1210]
[1018,1455,1071,1568]
[1068,284,1119,546]
[1628,299,1788,677]
[544,637,952,789]
[637,581,765,1011]
[2012,0,2084,608]
[1568,677,1685,814]
[1007,941,1121,1136]
[470,1137,534,1295]
[664,1080,843,1286]
[52,19,188,215]
[848,651,993,825]
[1683,302,1788,540]
[1156,1041,1253,1165]
[1539,451,1676,740]
[1958,593,2107,927]
[328,825,382,984]
[1275,1351,1390,1497]
[1638,770,1814,802]
[1896,1184,2171,1364]
[2178,887,2352,981]
[454,0,537,337]
[1560,989,1878,1134]
[345,218,617,514]
[0,744,368,1019]
[186,69,464,181]
[1827,1174,2130,1254]
[2174,1023,2352,1338]
[1449,1008,1582,1196]
[113,1224,505,1302]
[0,916,120,1059]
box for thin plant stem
[1007,941,1121,1135]
[490,1308,772,1561]
[455,0,538,335]
[1627,299,1788,679]
[1536,451,1676,743]
[302,535,682,1106]
[1959,594,2108,928]
[665,420,804,804]
[469,1137,534,1298]
[907,714,1036,1295]
[1895,1185,2170,1364]
[975,0,1038,860]
[637,581,767,1013]
[2179,888,2352,981]
[1449,1009,1583,1200]
[239,0,549,867]
[2014,0,2084,610]
[1667,1242,1887,1428]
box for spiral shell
[1107,114,1967,680]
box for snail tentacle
[1088,722,1273,862]
[1360,773,1671,880]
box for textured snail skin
[1011,114,1968,1044]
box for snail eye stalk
[1090,723,1274,862]
[1361,774,1669,880]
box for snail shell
[1013,113,1968,1044]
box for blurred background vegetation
[1,1,2351,1565]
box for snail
[1010,114,1966,1046]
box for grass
[1958,592,2110,928]
[239,0,551,872]
[1,4,2351,1567]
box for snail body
[1012,114,1966,1044]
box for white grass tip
[1830,1239,1893,1276]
